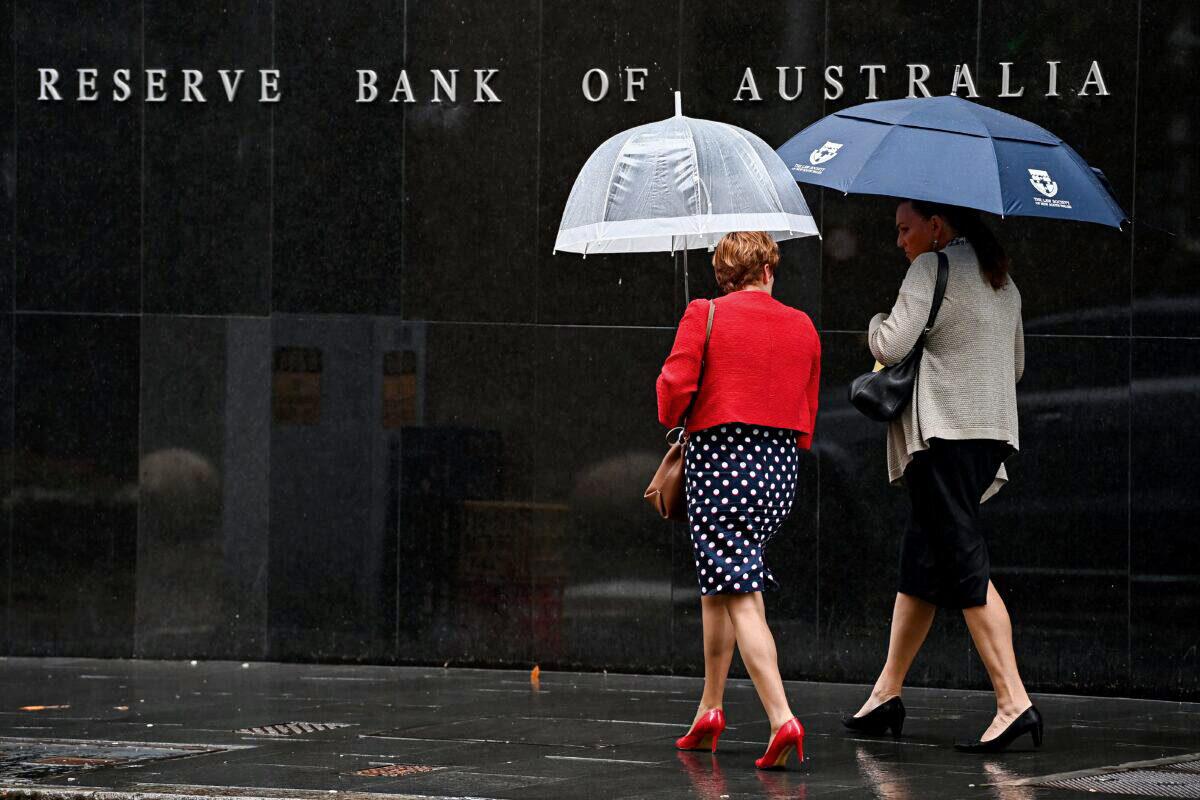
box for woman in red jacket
[657,231,821,769]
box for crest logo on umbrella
[809,141,843,165]
[1027,169,1059,198]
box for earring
[932,238,939,248]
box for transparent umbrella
[554,93,819,300]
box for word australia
[734,61,1110,101]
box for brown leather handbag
[644,300,715,522]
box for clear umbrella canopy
[555,98,818,255]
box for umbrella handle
[672,237,691,307]
[683,248,690,305]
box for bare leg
[855,592,937,717]
[725,592,794,733]
[962,581,1032,741]
[692,594,736,726]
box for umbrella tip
[674,91,682,117]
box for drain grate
[1026,754,1200,798]
[235,722,354,736]
[353,764,446,777]
[1041,770,1200,797]
[0,737,226,781]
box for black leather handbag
[848,252,949,422]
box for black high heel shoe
[954,705,1043,753]
[841,696,905,737]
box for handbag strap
[677,300,716,428]
[923,251,950,334]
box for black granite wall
[3,1,1197,700]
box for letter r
[39,68,62,101]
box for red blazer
[656,291,821,449]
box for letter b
[357,70,379,103]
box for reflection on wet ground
[0,658,1196,798]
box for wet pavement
[0,658,1197,799]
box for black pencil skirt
[899,438,1012,609]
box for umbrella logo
[1028,169,1059,198]
[809,141,844,165]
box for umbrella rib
[981,126,1007,217]
[725,123,788,224]
[835,111,987,139]
[598,130,639,230]
[836,110,1061,145]
[679,116,704,221]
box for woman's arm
[656,300,709,427]
[796,331,821,451]
[1014,312,1025,383]
[867,254,937,366]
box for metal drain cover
[1023,754,1200,798]
[1041,770,1200,797]
[0,737,225,781]
[353,764,446,777]
[235,722,354,736]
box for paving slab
[0,657,1197,799]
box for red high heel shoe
[755,718,804,770]
[675,708,726,752]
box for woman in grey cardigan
[842,200,1042,753]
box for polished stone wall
[2,1,1197,700]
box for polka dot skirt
[684,424,799,595]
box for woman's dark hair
[908,200,1010,289]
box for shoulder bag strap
[923,251,950,334]
[677,300,716,428]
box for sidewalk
[1,658,1198,799]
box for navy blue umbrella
[776,96,1127,228]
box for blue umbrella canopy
[776,96,1128,229]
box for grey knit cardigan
[867,240,1024,502]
